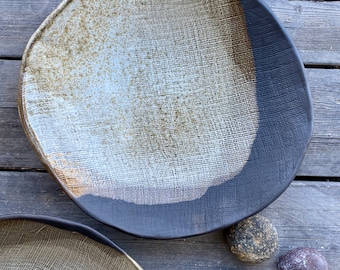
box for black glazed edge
[17,0,314,240]
[73,0,314,239]
[0,214,121,248]
[241,0,314,197]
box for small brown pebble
[278,247,328,270]
[226,214,278,263]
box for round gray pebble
[226,214,278,263]
[278,247,328,270]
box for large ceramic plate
[0,215,142,269]
[18,0,313,238]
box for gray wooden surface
[1,0,340,269]
[1,172,340,269]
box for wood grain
[0,0,62,58]
[1,171,339,269]
[298,68,340,176]
[0,107,42,169]
[0,60,42,169]
[265,0,340,66]
[0,60,19,107]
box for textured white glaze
[21,0,259,204]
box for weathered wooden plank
[1,171,339,269]
[0,60,19,108]
[299,139,340,177]
[0,107,42,169]
[263,0,340,66]
[297,68,340,176]
[1,0,340,66]
[262,180,340,270]
[0,60,43,169]
[307,69,340,138]
[0,0,62,57]
[2,59,340,176]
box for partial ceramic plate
[0,215,143,269]
[18,0,313,238]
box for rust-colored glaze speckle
[19,0,259,204]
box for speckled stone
[278,247,328,270]
[226,214,278,263]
